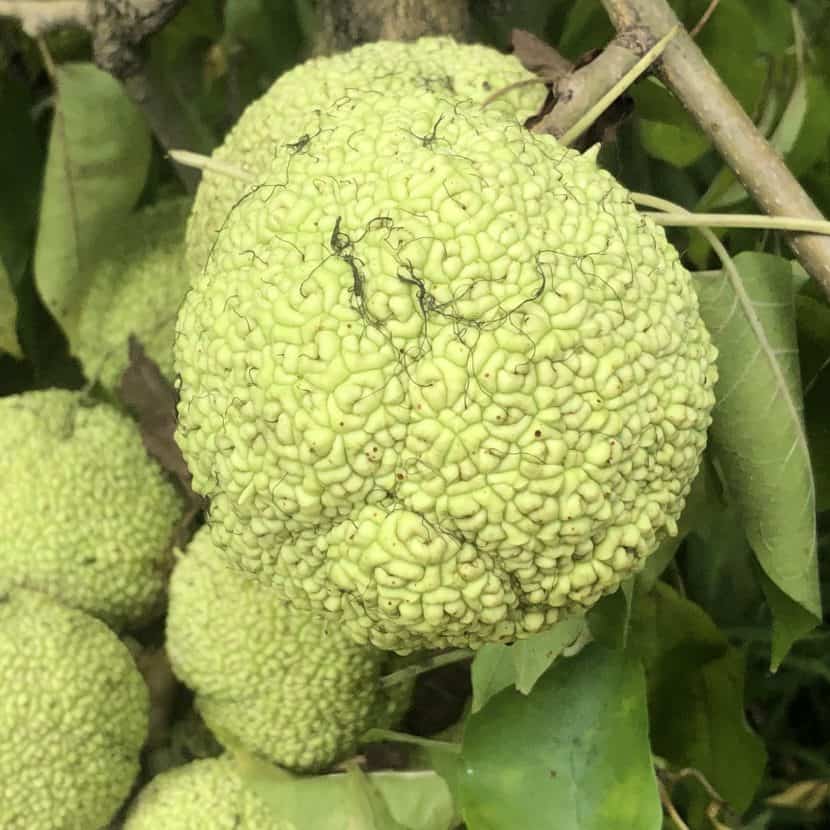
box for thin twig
[481,77,547,110]
[168,149,255,183]
[688,0,721,38]
[600,0,830,300]
[659,779,691,830]
[631,196,830,236]
[380,648,473,689]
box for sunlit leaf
[694,252,820,668]
[238,754,455,830]
[470,617,587,711]
[460,645,661,830]
[33,62,151,349]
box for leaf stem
[362,729,463,754]
[167,149,256,183]
[645,213,830,237]
[380,648,473,689]
[632,192,830,235]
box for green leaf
[796,293,830,511]
[345,766,410,830]
[700,31,809,211]
[460,644,661,830]
[636,0,768,171]
[693,252,820,667]
[629,583,767,815]
[469,644,515,714]
[470,616,588,711]
[756,568,820,672]
[683,503,764,630]
[0,257,21,357]
[146,0,225,152]
[225,0,306,81]
[586,581,632,649]
[556,0,613,59]
[238,755,455,830]
[33,63,151,349]
[633,79,710,168]
[782,74,830,177]
[637,117,710,168]
[0,74,43,284]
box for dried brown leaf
[119,336,204,518]
[511,29,573,83]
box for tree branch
[0,1,204,190]
[312,0,469,55]
[532,29,649,140]
[0,0,89,34]
[600,0,830,299]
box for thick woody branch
[313,0,468,55]
[0,0,89,35]
[532,28,652,141]
[90,0,186,79]
[601,0,830,299]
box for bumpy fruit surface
[186,36,546,273]
[174,55,718,653]
[166,527,409,771]
[124,756,286,830]
[0,389,183,628]
[0,590,149,830]
[76,197,191,391]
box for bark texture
[313,0,469,55]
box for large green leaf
[146,0,225,153]
[33,63,151,349]
[683,504,765,630]
[0,74,42,285]
[469,616,587,712]
[0,258,21,357]
[629,583,767,817]
[239,757,456,830]
[694,252,820,668]
[460,645,661,830]
[796,293,830,511]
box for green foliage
[2,2,830,829]
[239,758,456,830]
[33,63,151,348]
[460,645,661,830]
[694,252,820,667]
[470,617,588,711]
[629,583,767,819]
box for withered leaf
[119,336,204,517]
[511,29,573,83]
